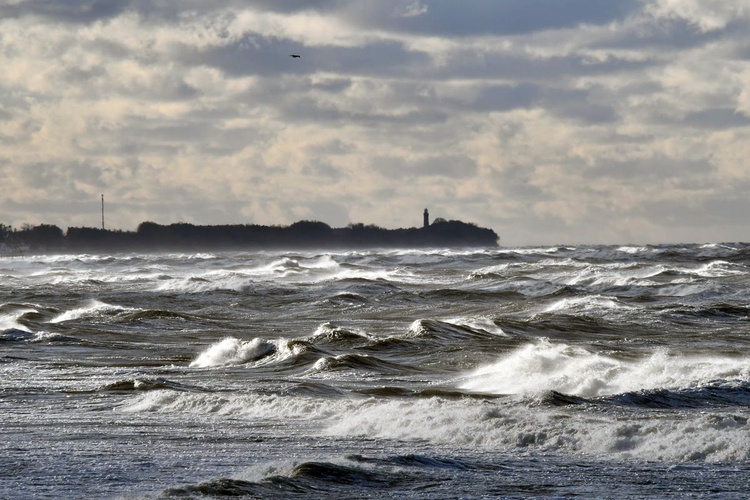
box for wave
[101,377,205,393]
[456,341,750,398]
[541,295,628,315]
[419,287,529,302]
[189,337,280,368]
[160,451,489,499]
[406,318,504,343]
[323,395,750,463]
[48,299,133,324]
[543,381,750,410]
[308,323,370,345]
[117,309,205,323]
[310,353,421,375]
[150,254,353,293]
[0,328,35,342]
[660,303,750,321]
[443,316,507,337]
[324,292,369,307]
[118,390,343,418]
[162,458,405,498]
[1,328,83,344]
[119,386,750,463]
[356,385,503,400]
[606,382,750,409]
[0,306,36,333]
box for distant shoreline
[1,219,500,253]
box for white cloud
[397,2,428,19]
[645,0,750,33]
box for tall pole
[101,194,105,230]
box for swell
[544,383,750,410]
[99,377,207,394]
[186,319,516,375]
[161,454,481,498]
[310,353,423,375]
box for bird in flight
[290,54,301,58]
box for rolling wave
[310,353,421,375]
[189,337,280,368]
[48,300,133,324]
[457,341,750,398]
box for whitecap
[542,295,625,314]
[189,337,278,368]
[456,341,750,398]
[48,300,129,323]
[0,307,36,332]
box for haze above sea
[2,244,749,498]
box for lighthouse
[423,208,429,228]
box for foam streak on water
[1,245,750,498]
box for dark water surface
[2,245,749,498]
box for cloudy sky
[1,0,749,245]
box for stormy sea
[2,244,750,499]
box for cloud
[341,0,639,37]
[0,1,749,244]
[396,2,428,19]
[372,154,477,179]
[677,108,750,130]
[0,0,132,23]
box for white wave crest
[48,300,129,323]
[542,295,626,314]
[324,397,750,463]
[0,307,37,332]
[444,316,506,336]
[117,384,750,463]
[457,341,750,398]
[189,337,293,368]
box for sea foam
[189,337,279,368]
[457,341,750,398]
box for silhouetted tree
[0,224,11,242]
[14,224,64,248]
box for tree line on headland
[0,219,499,253]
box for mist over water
[2,244,750,498]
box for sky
[1,0,750,245]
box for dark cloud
[191,37,432,79]
[301,159,344,179]
[595,18,726,52]
[640,192,750,228]
[305,139,354,156]
[542,88,619,124]
[346,0,640,37]
[231,0,344,15]
[473,84,539,112]
[373,154,477,179]
[0,0,132,23]
[18,160,106,196]
[586,158,716,184]
[680,109,750,130]
[433,52,655,83]
[492,164,544,200]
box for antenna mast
[101,194,105,230]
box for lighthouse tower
[423,208,429,228]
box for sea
[1,244,749,499]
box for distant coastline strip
[1,220,499,252]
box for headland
[1,214,499,253]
